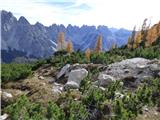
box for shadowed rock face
[1,10,57,60]
[1,10,131,62]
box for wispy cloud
[35,1,76,8]
[64,3,91,11]
[0,0,160,29]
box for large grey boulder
[100,58,160,87]
[64,68,88,90]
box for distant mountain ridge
[1,10,131,62]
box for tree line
[127,19,160,49]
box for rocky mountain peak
[1,10,131,63]
[18,16,30,25]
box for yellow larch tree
[146,27,158,47]
[94,35,102,53]
[66,40,73,53]
[57,32,65,50]
[157,21,160,36]
[133,32,142,48]
[85,48,91,63]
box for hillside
[1,10,160,119]
[1,10,131,63]
[1,36,160,120]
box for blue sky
[0,0,160,30]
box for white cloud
[0,0,160,29]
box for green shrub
[1,63,32,82]
[4,95,26,120]
[47,101,65,120]
[67,100,89,120]
[82,87,105,108]
[31,59,47,70]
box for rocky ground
[1,57,160,120]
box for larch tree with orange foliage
[66,40,73,53]
[146,27,158,47]
[133,32,142,48]
[94,35,102,53]
[156,21,160,36]
[85,48,91,63]
[57,32,65,50]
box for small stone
[115,92,124,99]
[52,82,64,94]
[143,106,149,112]
[3,92,13,98]
[38,76,45,80]
[99,87,105,91]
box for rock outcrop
[57,64,70,79]
[64,68,88,90]
[96,73,116,87]
[99,58,160,87]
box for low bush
[1,63,32,82]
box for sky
[0,0,160,30]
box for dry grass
[136,107,160,120]
[2,72,59,105]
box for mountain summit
[1,10,131,62]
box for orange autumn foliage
[85,48,91,63]
[94,35,102,53]
[57,32,65,50]
[145,21,160,47]
[66,40,73,53]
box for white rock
[52,82,64,94]
[98,73,116,86]
[0,113,8,120]
[143,105,149,112]
[65,68,88,89]
[57,64,70,79]
[137,65,148,69]
[72,63,80,67]
[115,92,124,99]
[99,87,106,91]
[38,76,45,80]
[54,82,62,86]
[64,81,79,89]
[3,92,13,98]
[122,58,149,65]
